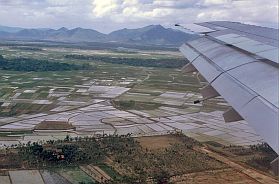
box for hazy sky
[0,0,278,33]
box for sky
[0,0,278,33]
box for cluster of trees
[0,55,92,71]
[249,143,276,154]
[18,136,105,167]
[65,54,187,68]
[247,156,274,172]
[10,134,277,184]
[10,47,43,51]
[98,133,212,184]
[246,143,278,172]
[9,134,207,184]
[221,143,277,157]
[15,134,174,183]
[209,142,277,173]
[112,100,136,110]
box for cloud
[196,0,278,26]
[92,0,120,17]
[202,0,231,6]
[90,0,191,22]
[0,0,277,33]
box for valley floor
[0,43,277,183]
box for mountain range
[0,25,197,46]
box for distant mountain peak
[0,25,24,33]
[0,24,198,46]
[57,27,68,31]
[108,24,198,45]
[147,24,164,29]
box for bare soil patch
[172,168,260,184]
[137,134,182,150]
[34,120,75,130]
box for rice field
[0,44,263,153]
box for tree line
[65,54,187,68]
[0,55,92,71]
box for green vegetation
[112,100,136,110]
[112,100,162,110]
[10,46,43,51]
[92,134,223,183]
[18,136,105,167]
[206,142,278,173]
[0,55,92,71]
[250,143,276,153]
[0,103,54,117]
[246,143,278,172]
[0,134,226,183]
[56,167,96,184]
[0,43,252,183]
[65,54,187,68]
[0,130,33,136]
[97,163,121,179]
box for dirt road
[194,147,279,184]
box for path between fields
[142,73,150,82]
[194,147,279,184]
[80,164,111,183]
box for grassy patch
[97,163,121,179]
[112,100,162,110]
[56,167,95,184]
[0,130,32,136]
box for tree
[153,170,171,184]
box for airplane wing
[178,21,279,158]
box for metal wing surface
[179,21,279,155]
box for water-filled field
[0,43,262,148]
